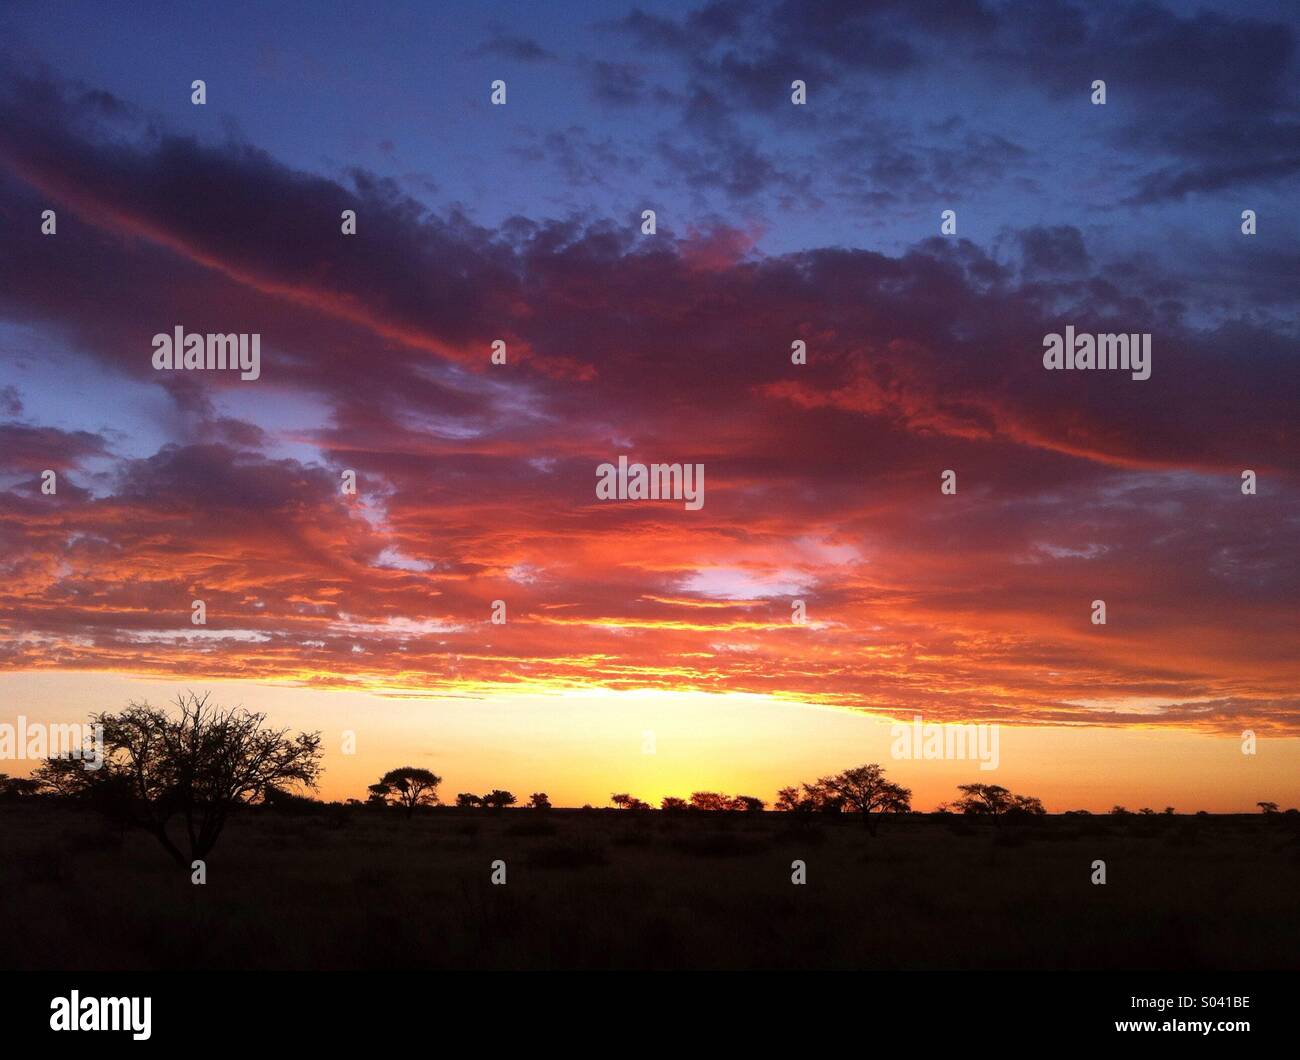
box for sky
[0,0,1297,810]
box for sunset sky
[1,0,1296,810]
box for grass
[1,803,1297,970]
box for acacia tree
[954,783,1012,816]
[35,692,322,869]
[371,767,442,817]
[774,786,802,812]
[529,792,551,810]
[954,783,1045,823]
[688,791,732,812]
[481,789,517,810]
[815,764,912,834]
[800,781,847,814]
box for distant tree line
[9,691,1297,877]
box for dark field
[3,804,1298,970]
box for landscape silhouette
[2,692,1297,971]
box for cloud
[0,62,1295,733]
[469,27,556,62]
[1019,225,1090,275]
[602,0,1300,203]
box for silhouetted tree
[34,692,321,869]
[1258,801,1280,815]
[660,796,688,813]
[611,793,650,810]
[370,767,442,817]
[482,789,516,810]
[731,795,766,813]
[529,792,551,810]
[954,783,1012,816]
[262,783,323,813]
[0,774,41,800]
[689,791,731,812]
[1004,794,1046,820]
[798,780,846,814]
[954,783,1043,823]
[456,792,481,808]
[774,786,802,812]
[818,765,911,834]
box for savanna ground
[3,803,1297,970]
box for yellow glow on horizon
[2,670,1297,814]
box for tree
[34,692,321,869]
[262,783,322,813]
[799,780,846,814]
[371,767,442,817]
[731,795,766,813]
[481,789,517,810]
[954,783,1013,817]
[689,791,732,812]
[0,774,42,800]
[660,796,688,812]
[954,783,1044,824]
[455,792,481,808]
[774,786,802,812]
[529,792,551,810]
[1258,801,1279,815]
[1006,794,1046,819]
[818,765,912,834]
[611,793,649,810]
